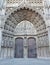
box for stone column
[11,37,15,58]
[24,37,28,58]
[24,46,28,58]
[0,20,3,58]
[47,26,50,49]
[47,26,50,57]
[36,36,40,58]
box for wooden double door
[14,37,37,58]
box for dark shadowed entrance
[14,37,37,58]
[14,38,23,58]
[28,37,37,58]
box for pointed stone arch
[4,7,46,34]
[1,7,50,59]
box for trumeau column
[24,37,28,58]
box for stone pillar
[24,46,28,58]
[47,26,50,49]
[36,36,40,58]
[0,20,3,58]
[24,37,28,58]
[46,26,50,57]
[12,37,15,58]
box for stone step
[0,58,50,65]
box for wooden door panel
[28,37,37,58]
[15,38,23,58]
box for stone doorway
[14,37,37,58]
[28,37,37,58]
[14,38,23,58]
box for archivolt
[4,7,46,34]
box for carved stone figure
[0,0,6,10]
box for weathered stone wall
[37,33,50,58]
[1,33,15,58]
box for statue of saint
[0,0,6,9]
[0,0,6,15]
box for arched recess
[15,37,23,58]
[1,7,50,58]
[28,37,37,58]
[15,20,36,35]
[3,7,47,34]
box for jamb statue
[0,0,6,10]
